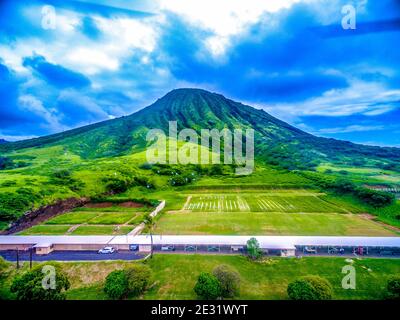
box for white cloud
[262,80,400,121]
[316,124,385,134]
[159,0,301,57]
[18,95,66,133]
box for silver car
[98,246,116,254]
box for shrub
[0,188,41,221]
[387,276,400,299]
[246,237,263,260]
[212,264,240,298]
[104,270,129,299]
[0,257,9,279]
[125,264,151,297]
[10,263,70,300]
[287,276,333,300]
[194,272,221,300]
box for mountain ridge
[1,88,399,170]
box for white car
[98,246,116,254]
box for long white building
[1,235,400,256]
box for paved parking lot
[0,250,144,262]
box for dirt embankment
[2,197,89,235]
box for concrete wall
[0,244,33,250]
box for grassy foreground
[155,211,397,236]
[2,255,397,300]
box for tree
[104,270,129,299]
[10,263,70,300]
[287,276,333,300]
[194,272,221,300]
[387,276,400,299]
[126,264,151,297]
[246,237,262,260]
[212,264,240,298]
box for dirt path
[66,224,81,234]
[182,196,192,211]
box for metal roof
[1,235,400,249]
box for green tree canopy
[104,270,129,300]
[212,264,240,298]
[246,237,262,260]
[10,263,70,300]
[125,264,151,297]
[287,275,333,300]
[387,276,400,299]
[194,272,221,300]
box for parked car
[129,244,139,251]
[207,246,220,252]
[185,245,197,252]
[161,245,175,251]
[98,246,116,254]
[304,246,317,254]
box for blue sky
[0,0,399,146]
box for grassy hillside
[1,88,399,230]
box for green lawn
[185,193,345,213]
[61,255,400,300]
[45,212,100,225]
[70,225,133,235]
[155,211,396,236]
[86,212,137,225]
[18,225,72,235]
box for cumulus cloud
[0,0,399,146]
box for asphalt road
[0,250,144,262]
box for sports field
[184,193,346,213]
[155,190,397,236]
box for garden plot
[247,195,345,213]
[184,193,345,213]
[184,195,250,212]
[20,204,152,235]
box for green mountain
[1,88,400,229]
[1,88,400,170]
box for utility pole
[29,247,33,269]
[16,248,19,269]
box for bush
[387,276,400,299]
[104,270,129,299]
[246,237,263,260]
[212,265,240,298]
[0,188,42,222]
[10,263,70,300]
[194,272,221,300]
[125,264,151,297]
[287,276,333,300]
[0,257,9,279]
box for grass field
[18,225,72,235]
[70,225,133,235]
[20,203,150,235]
[2,255,389,300]
[184,193,345,213]
[154,211,396,236]
[3,255,397,300]
[154,189,398,236]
